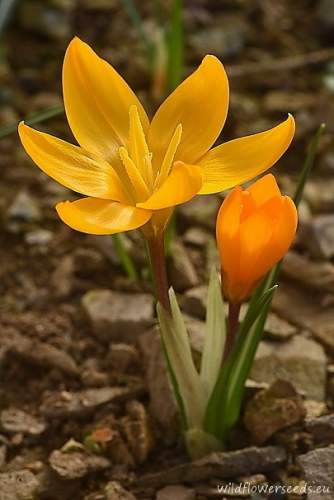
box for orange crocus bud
[216,174,298,304]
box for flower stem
[223,301,241,362]
[147,233,171,314]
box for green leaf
[200,267,226,401]
[111,233,138,282]
[217,286,277,439]
[166,0,183,91]
[185,428,222,460]
[157,289,206,429]
[0,105,64,140]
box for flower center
[118,105,182,204]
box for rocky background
[0,0,334,499]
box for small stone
[52,255,75,299]
[156,485,195,500]
[301,214,334,259]
[109,344,138,372]
[264,312,297,340]
[8,191,41,222]
[189,16,247,58]
[305,414,334,445]
[25,229,53,246]
[183,227,211,248]
[244,380,306,444]
[273,282,334,354]
[82,290,154,342]
[182,286,207,320]
[1,328,78,376]
[0,470,39,500]
[121,401,154,464]
[49,450,110,480]
[282,251,334,294]
[185,316,205,355]
[1,408,46,436]
[104,481,136,499]
[251,336,327,401]
[169,242,199,291]
[41,386,141,419]
[179,196,220,230]
[297,446,334,500]
[304,400,327,420]
[137,446,286,488]
[304,178,334,212]
[138,329,178,443]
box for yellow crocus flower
[19,37,295,238]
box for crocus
[216,174,298,304]
[19,37,295,239]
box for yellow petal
[56,198,152,235]
[199,115,295,195]
[63,37,149,162]
[18,123,128,203]
[137,162,203,210]
[148,55,229,168]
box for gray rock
[0,470,39,500]
[273,282,334,354]
[251,336,327,401]
[105,481,136,499]
[189,16,247,58]
[25,229,53,246]
[297,446,334,500]
[121,401,154,464]
[169,242,199,291]
[156,485,195,500]
[137,446,286,488]
[49,450,110,480]
[264,312,297,340]
[244,380,306,444]
[8,191,41,222]
[138,329,178,443]
[0,327,78,376]
[301,214,334,259]
[41,386,142,419]
[179,196,220,230]
[182,286,207,320]
[282,250,334,294]
[305,415,334,445]
[82,289,154,341]
[109,343,138,372]
[304,178,334,212]
[1,408,46,436]
[183,227,211,248]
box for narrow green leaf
[157,289,205,429]
[294,123,325,207]
[119,0,154,66]
[166,0,183,91]
[0,105,64,140]
[200,267,226,400]
[111,234,138,282]
[218,286,277,439]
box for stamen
[129,105,153,190]
[155,124,182,189]
[119,146,150,202]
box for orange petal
[148,55,229,168]
[63,37,149,162]
[18,122,128,203]
[199,115,295,194]
[247,174,281,206]
[137,162,203,210]
[56,198,152,235]
[216,188,243,291]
